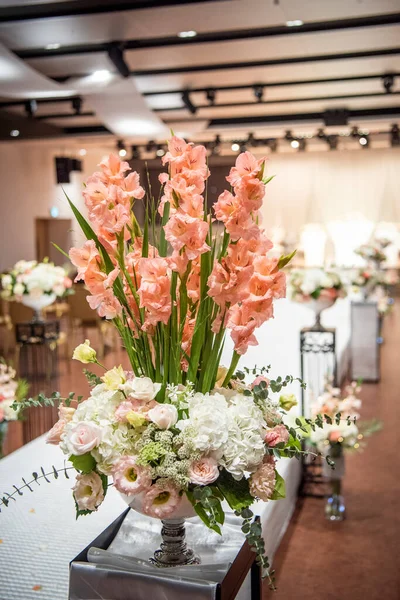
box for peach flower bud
[72,472,104,512]
[67,422,102,455]
[251,376,270,389]
[147,404,178,430]
[59,404,75,422]
[46,419,66,445]
[264,424,289,447]
[189,457,219,485]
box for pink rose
[147,404,178,430]
[264,424,289,447]
[72,472,104,511]
[251,376,270,389]
[189,457,219,485]
[112,456,152,495]
[67,422,102,455]
[46,419,67,445]
[142,484,182,518]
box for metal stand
[300,326,337,417]
[150,518,200,567]
[300,326,336,498]
[15,320,60,443]
[350,301,380,382]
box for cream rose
[13,282,25,296]
[147,403,178,430]
[72,472,104,511]
[189,457,219,485]
[102,365,126,390]
[59,404,76,422]
[128,377,162,402]
[72,340,97,364]
[67,421,102,455]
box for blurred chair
[4,301,34,369]
[67,284,108,359]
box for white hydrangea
[176,392,229,452]
[91,422,133,475]
[220,394,266,480]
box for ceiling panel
[2,0,400,49]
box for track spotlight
[210,134,221,155]
[390,124,400,147]
[298,138,307,151]
[72,97,83,115]
[316,128,326,139]
[253,85,264,103]
[24,100,37,117]
[284,130,293,141]
[246,132,257,147]
[117,140,127,157]
[268,139,278,152]
[107,42,130,78]
[382,74,395,94]
[290,139,299,149]
[351,126,360,138]
[206,88,216,105]
[327,135,338,150]
[359,135,369,147]
[239,143,247,153]
[130,145,141,160]
[156,144,166,157]
[146,140,157,153]
[231,142,240,152]
[182,89,197,115]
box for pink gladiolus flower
[164,213,210,260]
[264,424,289,447]
[87,288,121,319]
[207,259,252,307]
[69,240,100,281]
[137,258,171,327]
[226,152,266,188]
[142,484,182,519]
[227,305,258,355]
[122,171,145,199]
[112,456,152,495]
[99,154,130,184]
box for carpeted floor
[264,306,400,600]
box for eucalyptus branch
[11,391,83,412]
[239,508,276,590]
[0,463,76,511]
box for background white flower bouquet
[1,259,73,303]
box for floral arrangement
[354,243,386,265]
[1,259,73,301]
[289,268,346,304]
[308,380,380,455]
[0,361,28,456]
[5,140,346,585]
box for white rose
[148,403,178,429]
[127,377,161,401]
[13,282,25,295]
[66,421,102,455]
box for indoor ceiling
[0,0,400,152]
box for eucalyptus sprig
[11,391,83,412]
[0,463,75,512]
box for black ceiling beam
[161,106,400,127]
[142,72,400,96]
[154,91,400,113]
[36,112,96,120]
[204,106,400,127]
[0,0,219,23]
[107,42,130,78]
[14,12,400,59]
[63,125,111,135]
[50,47,400,81]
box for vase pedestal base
[149,518,200,567]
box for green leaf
[52,242,70,260]
[83,369,102,388]
[69,453,96,474]
[216,470,253,512]
[277,249,297,270]
[270,471,286,501]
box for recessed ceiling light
[91,70,112,82]
[45,43,61,50]
[286,20,303,27]
[178,30,197,38]
[10,129,20,137]
[290,139,300,149]
[231,142,240,152]
[79,148,87,156]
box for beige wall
[0,141,399,271]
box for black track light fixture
[327,135,338,150]
[117,139,127,157]
[107,41,130,78]
[24,99,37,117]
[72,97,83,115]
[382,73,395,94]
[206,88,216,105]
[390,124,400,147]
[182,89,197,115]
[130,145,141,160]
[253,84,264,103]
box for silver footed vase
[150,518,200,567]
